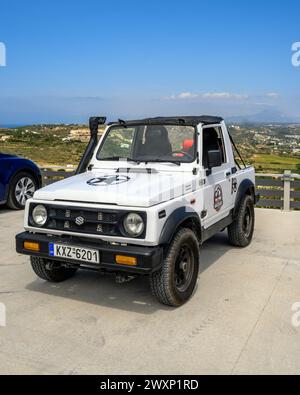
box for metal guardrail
[40,167,300,211]
[40,167,75,186]
[256,171,300,211]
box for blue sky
[0,0,300,124]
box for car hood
[34,169,196,207]
[0,153,18,160]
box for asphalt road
[0,207,300,374]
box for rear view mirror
[207,150,222,169]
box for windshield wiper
[143,159,181,166]
[99,156,141,164]
[99,156,181,166]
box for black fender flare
[159,207,201,245]
[233,179,255,218]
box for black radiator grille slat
[46,206,121,236]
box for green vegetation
[0,123,299,173]
[249,154,300,174]
[1,142,86,167]
[0,125,89,166]
[229,123,300,174]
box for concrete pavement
[0,207,299,374]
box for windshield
[97,124,197,164]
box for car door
[201,125,235,229]
[0,158,8,203]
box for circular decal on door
[87,175,130,186]
[214,184,223,211]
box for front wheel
[228,194,255,247]
[150,228,200,307]
[31,257,78,282]
[7,172,37,210]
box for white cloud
[165,92,248,101]
[265,92,280,98]
[254,102,274,107]
[177,92,199,99]
[202,92,249,100]
[166,92,199,100]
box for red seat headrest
[183,139,194,151]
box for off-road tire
[7,171,37,210]
[228,194,255,247]
[31,257,78,282]
[150,228,200,307]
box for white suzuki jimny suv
[16,116,259,307]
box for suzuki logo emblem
[75,216,85,226]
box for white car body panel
[24,193,200,247]
[25,120,256,247]
[33,169,198,208]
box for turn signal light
[24,241,40,252]
[115,255,137,266]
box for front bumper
[16,232,163,275]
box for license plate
[49,243,99,264]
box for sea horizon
[0,124,27,128]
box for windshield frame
[95,123,198,165]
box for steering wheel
[171,150,194,160]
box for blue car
[0,153,42,209]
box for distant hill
[227,109,300,124]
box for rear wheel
[7,172,37,210]
[228,194,255,247]
[150,228,200,307]
[31,257,78,282]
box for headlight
[123,213,144,237]
[32,204,48,226]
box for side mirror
[207,150,222,169]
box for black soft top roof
[108,116,223,127]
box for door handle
[226,171,231,178]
